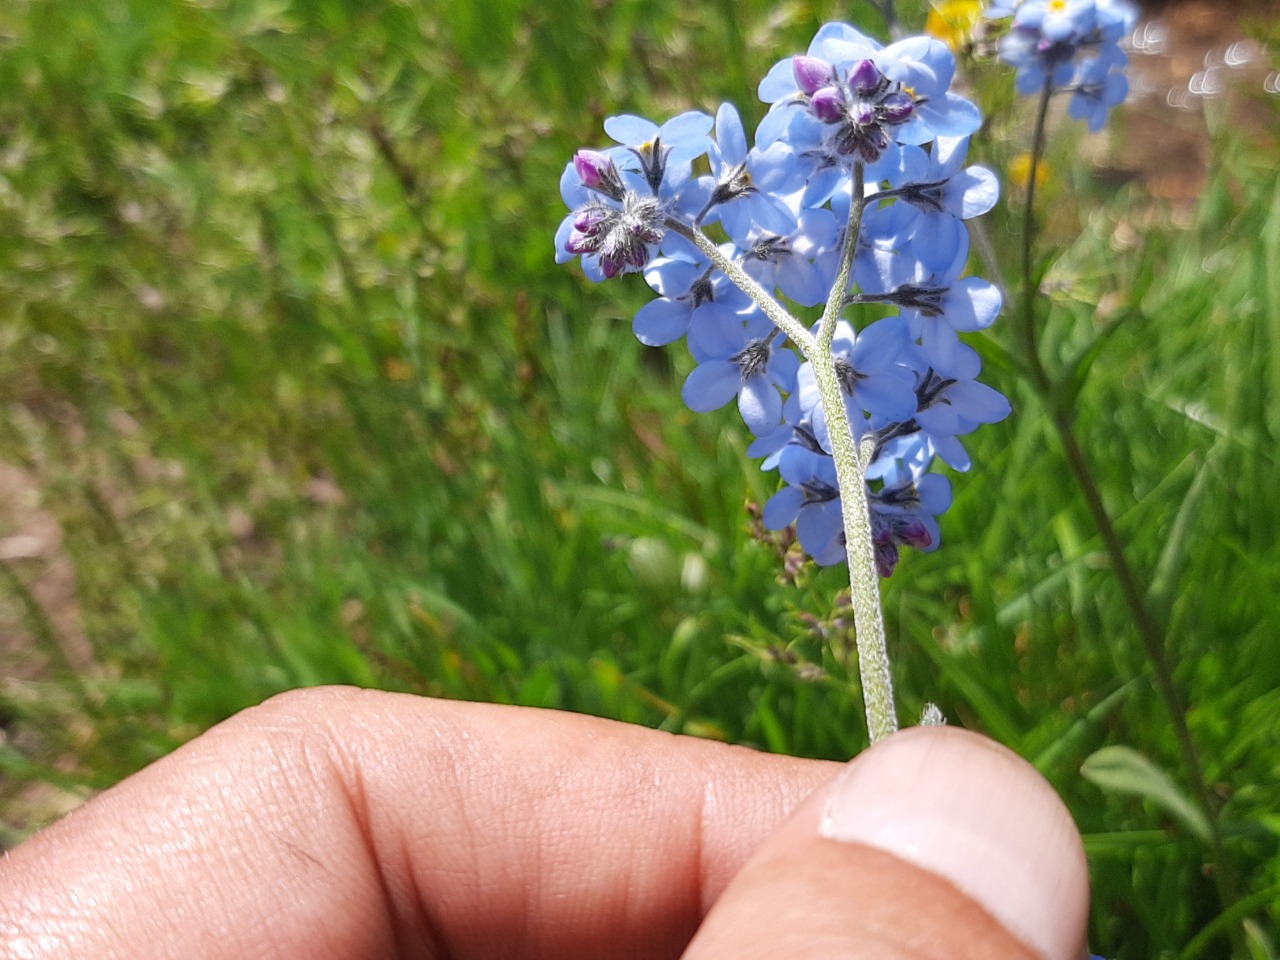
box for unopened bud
[879,91,915,124]
[848,59,885,96]
[811,86,846,123]
[573,150,616,188]
[793,55,836,95]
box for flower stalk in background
[988,0,1248,951]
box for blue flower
[700,103,799,243]
[794,317,920,448]
[1069,46,1131,131]
[763,435,847,567]
[860,243,1003,378]
[604,111,714,194]
[872,36,983,144]
[738,208,840,308]
[633,240,752,346]
[991,0,1139,127]
[869,470,952,576]
[756,25,978,165]
[886,137,1000,275]
[682,305,800,436]
[912,367,1012,439]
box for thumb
[682,726,1090,960]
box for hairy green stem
[663,220,815,355]
[811,165,898,743]
[1018,81,1244,956]
[666,173,899,743]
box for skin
[0,686,1086,959]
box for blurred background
[0,0,1277,954]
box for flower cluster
[555,23,1010,577]
[987,0,1139,130]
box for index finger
[0,687,840,959]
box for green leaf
[1080,745,1212,844]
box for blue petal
[753,193,799,237]
[951,165,999,219]
[604,114,660,145]
[739,376,783,435]
[946,278,1002,332]
[633,297,691,347]
[661,110,715,145]
[762,486,804,530]
[687,302,744,361]
[797,500,845,566]
[857,375,918,422]
[919,94,983,138]
[682,360,741,412]
[946,380,1011,424]
[714,103,748,165]
[758,59,800,104]
[810,22,879,60]
[778,257,825,307]
[753,102,796,148]
[853,316,911,368]
[931,434,971,471]
[643,258,699,297]
[553,214,577,264]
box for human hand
[0,688,1089,958]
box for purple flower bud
[893,515,932,549]
[847,59,885,96]
[810,86,846,123]
[879,91,915,124]
[623,244,650,271]
[874,540,900,578]
[573,206,607,234]
[600,252,625,279]
[792,55,835,95]
[565,229,601,255]
[573,150,616,189]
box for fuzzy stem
[810,165,898,743]
[663,220,816,355]
[667,180,899,743]
[1017,79,1245,957]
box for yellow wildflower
[925,0,984,51]
[1008,152,1051,190]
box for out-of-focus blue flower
[1069,45,1131,131]
[989,0,1139,129]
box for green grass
[0,0,1277,956]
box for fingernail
[819,727,1090,960]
